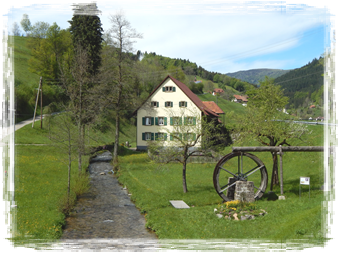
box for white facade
[136,78,203,150]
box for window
[165,101,173,107]
[179,101,187,107]
[142,132,154,141]
[155,132,167,141]
[170,133,182,141]
[158,117,164,125]
[145,132,151,140]
[184,133,196,141]
[151,101,159,107]
[142,117,154,126]
[184,117,196,125]
[170,117,181,125]
[162,86,176,92]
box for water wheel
[213,152,268,202]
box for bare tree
[100,10,142,167]
[12,22,21,36]
[0,19,7,35]
[60,45,96,174]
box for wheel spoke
[219,166,237,177]
[244,165,265,178]
[254,185,265,193]
[220,181,237,193]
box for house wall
[137,79,202,150]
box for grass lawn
[117,124,328,245]
[12,145,90,242]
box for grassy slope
[117,124,326,243]
[197,93,247,124]
[0,35,39,87]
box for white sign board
[300,177,310,185]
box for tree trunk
[113,110,120,167]
[182,160,188,193]
[78,122,82,174]
[270,152,279,190]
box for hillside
[274,57,324,110]
[226,69,290,85]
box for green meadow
[117,124,327,242]
[9,113,329,249]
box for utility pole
[8,109,17,208]
[40,78,43,129]
[32,77,42,128]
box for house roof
[202,101,224,114]
[133,75,219,117]
[213,88,224,93]
[233,95,248,102]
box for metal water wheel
[213,152,268,202]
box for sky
[1,0,335,74]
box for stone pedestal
[226,177,237,200]
[234,181,255,203]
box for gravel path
[60,151,157,246]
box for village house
[212,88,224,95]
[233,95,248,105]
[134,75,221,151]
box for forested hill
[274,57,324,109]
[226,69,290,84]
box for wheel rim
[213,152,268,202]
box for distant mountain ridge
[226,68,291,84]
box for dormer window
[151,101,159,107]
[162,86,176,92]
[179,101,187,107]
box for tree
[30,21,50,39]
[234,76,309,190]
[323,20,338,105]
[60,45,96,174]
[20,14,31,36]
[0,19,7,35]
[148,108,229,193]
[12,22,21,36]
[100,10,142,166]
[69,3,104,75]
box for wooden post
[32,77,42,128]
[279,145,284,195]
[40,78,43,129]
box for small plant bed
[214,200,267,221]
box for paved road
[59,152,158,250]
[0,116,40,146]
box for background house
[135,75,220,150]
[233,95,248,105]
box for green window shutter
[164,101,166,107]
[151,133,154,141]
[162,87,165,92]
[142,133,145,141]
[179,133,182,140]
[183,133,187,141]
[155,133,158,140]
[184,117,187,125]
[173,87,176,92]
[170,117,173,126]
[193,133,196,141]
[179,117,182,125]
[170,134,173,141]
[164,117,167,126]
[155,117,158,125]
[193,117,196,125]
[185,101,187,107]
[157,102,159,107]
[171,102,173,107]
[164,133,167,141]
[142,117,146,125]
[151,117,154,125]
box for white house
[134,75,220,151]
